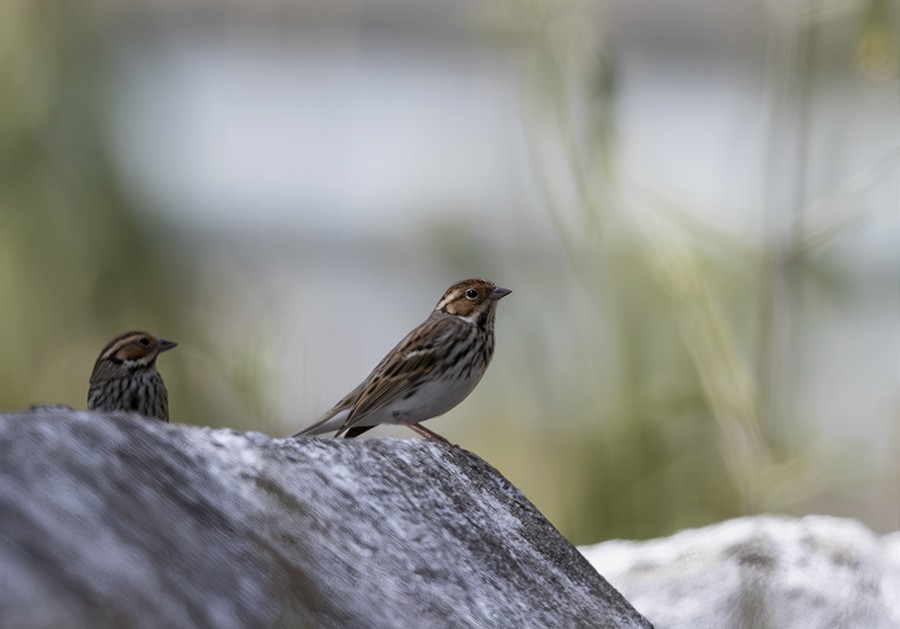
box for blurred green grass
[1,0,897,545]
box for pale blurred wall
[2,0,898,542]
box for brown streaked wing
[340,314,462,431]
[89,358,124,385]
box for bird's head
[434,278,511,322]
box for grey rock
[580,514,900,629]
[0,409,651,629]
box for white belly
[354,373,483,428]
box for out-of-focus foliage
[0,2,184,409]
[1,0,897,545]
[478,0,899,542]
[0,2,257,428]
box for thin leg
[398,419,454,446]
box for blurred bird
[88,331,177,422]
[294,278,511,441]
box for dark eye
[138,337,150,347]
[465,289,479,300]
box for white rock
[580,514,900,629]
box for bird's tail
[291,408,351,438]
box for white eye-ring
[465,289,479,300]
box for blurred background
[1,0,898,544]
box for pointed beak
[158,339,178,352]
[490,286,512,300]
